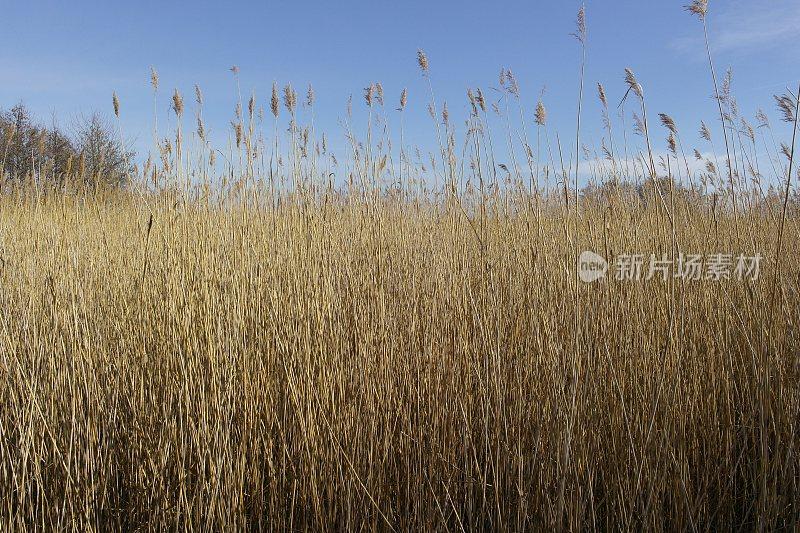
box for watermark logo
[578,250,608,283]
[578,251,762,283]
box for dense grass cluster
[2,1,800,530]
[0,187,797,530]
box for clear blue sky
[2,0,798,180]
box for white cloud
[672,0,800,55]
[580,150,718,182]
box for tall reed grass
[0,3,798,530]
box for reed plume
[271,83,280,118]
[535,100,547,126]
[417,49,429,74]
[172,89,184,117]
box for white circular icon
[578,251,608,283]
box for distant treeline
[0,103,134,188]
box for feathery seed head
[535,100,547,126]
[756,109,770,128]
[283,84,297,114]
[505,70,519,96]
[112,92,120,118]
[150,67,159,91]
[574,6,587,43]
[197,117,206,141]
[720,69,733,104]
[171,89,184,117]
[624,68,643,99]
[232,121,242,148]
[741,118,755,141]
[307,84,315,107]
[271,83,280,118]
[467,89,477,114]
[699,121,712,141]
[417,49,429,74]
[659,113,677,133]
[476,88,486,112]
[375,83,384,106]
[400,88,408,110]
[775,92,797,123]
[597,83,607,108]
[364,84,374,107]
[684,0,708,19]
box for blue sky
[2,0,799,180]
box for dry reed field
[1,1,800,530]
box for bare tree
[1,104,134,188]
[73,113,134,187]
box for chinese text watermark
[578,251,761,283]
